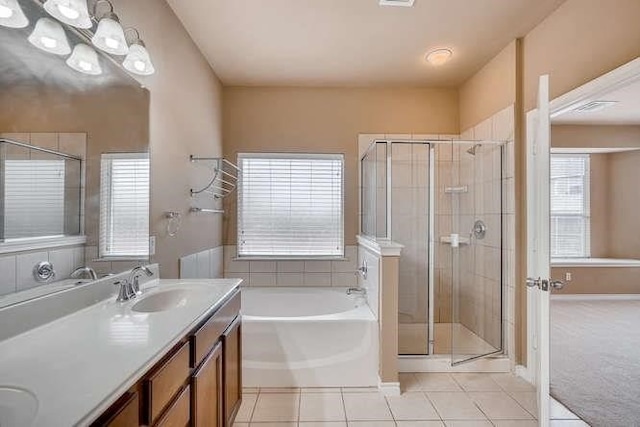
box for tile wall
[179,246,224,279]
[223,245,359,288]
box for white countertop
[0,278,241,427]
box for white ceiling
[167,0,566,87]
[553,78,640,125]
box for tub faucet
[128,265,154,296]
[70,266,98,281]
[347,287,366,296]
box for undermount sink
[0,387,38,427]
[131,289,192,313]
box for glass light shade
[425,48,453,66]
[91,16,129,55]
[28,18,71,55]
[66,43,102,75]
[0,0,28,28]
[122,43,155,76]
[43,0,92,29]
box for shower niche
[360,139,505,365]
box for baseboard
[515,364,534,385]
[378,378,401,396]
[551,294,640,301]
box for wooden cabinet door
[101,393,139,427]
[191,341,223,427]
[223,317,242,427]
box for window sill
[94,257,149,262]
[0,235,86,255]
[234,256,348,262]
[551,257,640,268]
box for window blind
[550,155,590,258]
[99,153,150,258]
[3,159,65,239]
[238,153,344,258]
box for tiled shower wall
[222,245,359,288]
[0,132,87,297]
[458,105,516,357]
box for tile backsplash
[0,245,85,296]
[179,246,224,279]
[223,245,359,287]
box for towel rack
[189,155,240,199]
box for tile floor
[233,373,589,427]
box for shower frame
[360,138,507,364]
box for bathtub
[241,287,378,387]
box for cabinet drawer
[145,341,190,424]
[97,393,139,427]
[191,290,240,367]
[156,385,190,427]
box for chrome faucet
[347,287,367,296]
[114,266,154,303]
[128,265,154,296]
[70,266,98,281]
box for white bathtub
[241,287,378,387]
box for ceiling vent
[379,0,415,7]
[573,101,618,113]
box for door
[450,139,504,365]
[192,341,223,427]
[526,74,557,425]
[223,317,242,427]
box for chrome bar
[190,207,225,214]
[0,138,82,161]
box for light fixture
[0,0,28,28]
[122,28,155,76]
[91,1,128,55]
[425,48,453,66]
[66,43,102,75]
[28,17,72,55]
[43,0,92,29]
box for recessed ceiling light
[425,48,453,66]
[573,101,618,113]
[379,0,415,7]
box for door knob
[526,277,543,289]
[549,280,566,290]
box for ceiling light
[426,48,453,66]
[28,17,72,55]
[573,101,618,113]
[91,1,128,55]
[66,43,102,75]
[0,0,28,28]
[43,0,92,29]
[123,43,155,76]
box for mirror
[0,0,150,308]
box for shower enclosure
[360,139,505,364]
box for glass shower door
[451,142,504,365]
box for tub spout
[347,287,366,296]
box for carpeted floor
[551,298,640,427]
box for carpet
[551,298,640,427]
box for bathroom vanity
[0,278,242,427]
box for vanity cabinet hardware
[145,341,191,425]
[155,385,191,427]
[222,317,242,427]
[191,341,224,427]
[191,290,241,368]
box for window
[99,153,150,258]
[550,154,590,258]
[3,159,66,239]
[237,153,344,258]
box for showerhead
[466,144,482,156]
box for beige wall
[552,125,640,149]
[459,41,517,132]
[609,150,640,259]
[523,0,640,112]
[552,267,640,294]
[112,0,224,278]
[589,154,609,258]
[222,86,459,246]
